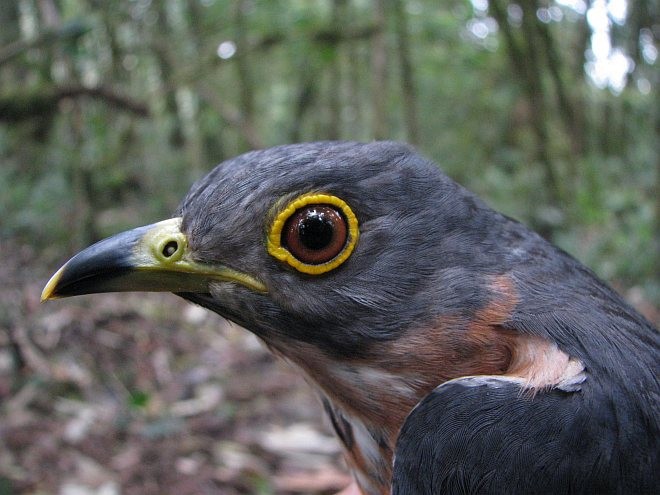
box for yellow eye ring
[267,193,359,275]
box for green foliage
[0,477,13,495]
[129,389,151,410]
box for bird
[42,141,658,494]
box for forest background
[0,0,657,494]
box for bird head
[44,142,502,347]
[42,141,533,493]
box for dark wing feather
[392,376,658,495]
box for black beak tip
[41,231,141,301]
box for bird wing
[391,375,658,495]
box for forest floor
[0,239,350,495]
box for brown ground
[0,240,349,495]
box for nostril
[162,240,179,257]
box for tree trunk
[235,0,257,149]
[326,0,349,140]
[371,0,388,140]
[392,0,419,145]
[490,0,562,207]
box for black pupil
[299,211,334,250]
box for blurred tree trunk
[0,1,20,45]
[185,0,205,53]
[235,0,257,150]
[572,0,593,80]
[615,0,652,86]
[371,0,388,140]
[154,2,185,148]
[535,17,585,159]
[290,56,318,142]
[37,0,61,28]
[327,0,348,140]
[197,83,263,150]
[36,0,97,246]
[392,0,419,145]
[95,3,124,81]
[489,0,562,207]
[345,43,363,140]
[0,21,89,67]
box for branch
[58,86,150,116]
[0,85,149,122]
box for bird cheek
[208,280,257,304]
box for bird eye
[267,194,359,275]
[283,205,347,265]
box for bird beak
[41,217,266,301]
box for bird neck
[270,332,585,494]
[266,276,586,494]
[276,344,413,495]
[266,313,514,495]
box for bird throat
[276,345,415,495]
[266,276,584,494]
[276,329,584,495]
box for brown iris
[282,205,348,265]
